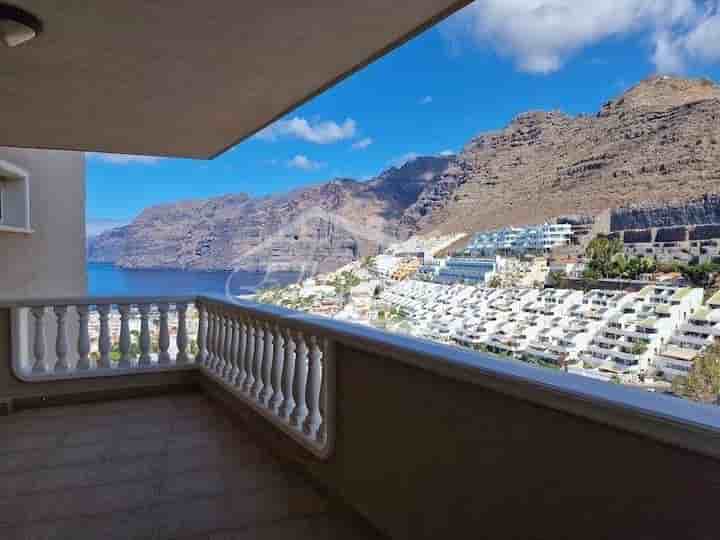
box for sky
[87,0,720,231]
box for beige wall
[0,147,86,298]
[203,342,720,540]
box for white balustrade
[195,299,334,459]
[9,296,335,459]
[11,298,199,380]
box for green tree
[487,275,502,288]
[584,235,623,279]
[671,344,720,404]
[546,271,563,287]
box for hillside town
[257,216,720,403]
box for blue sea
[88,263,300,297]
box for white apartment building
[467,223,573,256]
[379,280,711,382]
[654,290,720,380]
[580,285,703,377]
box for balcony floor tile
[0,393,384,540]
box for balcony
[2,294,720,539]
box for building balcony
[2,294,720,539]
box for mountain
[401,75,720,235]
[88,156,452,272]
[90,75,720,272]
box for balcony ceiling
[0,1,471,159]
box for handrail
[5,293,720,460]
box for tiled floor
[0,393,383,539]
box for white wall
[0,147,86,298]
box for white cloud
[256,116,357,144]
[88,153,162,164]
[439,149,455,156]
[390,152,421,167]
[419,95,433,105]
[287,154,325,170]
[352,137,374,150]
[443,0,699,74]
[652,3,720,72]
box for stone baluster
[138,304,152,365]
[303,335,324,439]
[30,307,47,373]
[259,322,274,406]
[157,303,171,364]
[280,327,297,421]
[97,305,112,368]
[251,321,265,400]
[269,324,285,414]
[235,318,248,388]
[53,306,69,372]
[223,315,233,379]
[118,304,132,367]
[318,339,330,444]
[206,309,216,368]
[229,317,240,383]
[195,304,207,365]
[290,331,309,429]
[77,305,91,370]
[176,303,189,364]
[242,320,256,394]
[215,311,226,374]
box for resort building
[654,290,720,380]
[579,285,703,377]
[467,223,573,256]
[434,256,498,285]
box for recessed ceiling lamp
[0,4,42,47]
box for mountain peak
[602,75,720,115]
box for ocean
[88,263,300,297]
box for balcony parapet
[2,293,720,462]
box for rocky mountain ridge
[90,75,720,272]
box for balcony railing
[5,295,335,459]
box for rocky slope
[402,76,720,235]
[88,157,451,272]
[90,75,720,272]
[610,194,720,231]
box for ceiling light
[0,4,42,47]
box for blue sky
[87,0,720,229]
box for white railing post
[206,308,216,368]
[176,302,189,364]
[236,317,248,388]
[251,321,265,400]
[260,322,274,406]
[269,324,285,414]
[229,317,240,384]
[97,305,112,368]
[138,304,152,365]
[157,303,171,364]
[242,320,256,394]
[290,331,309,429]
[53,305,69,372]
[280,327,296,421]
[30,307,47,373]
[118,304,132,367]
[196,304,207,365]
[215,310,226,374]
[304,335,323,439]
[223,315,233,378]
[77,305,91,370]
